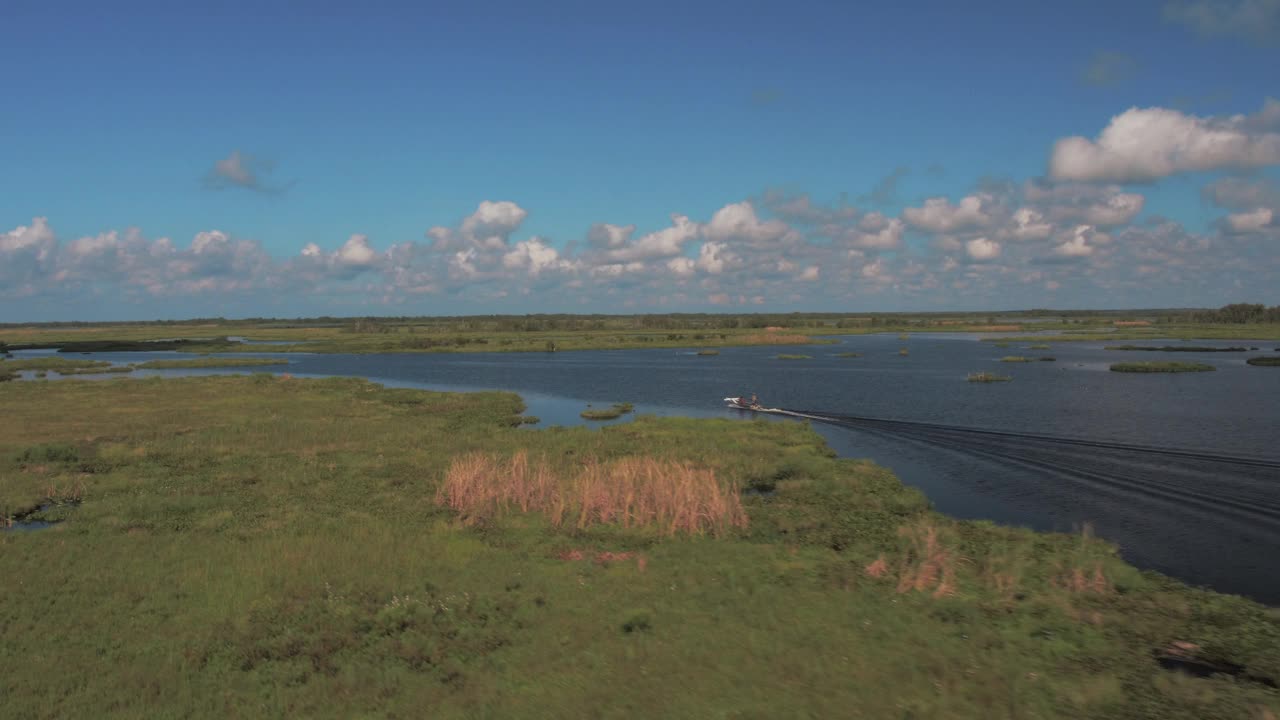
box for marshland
[3,308,1280,717]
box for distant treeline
[1175,304,1280,324]
[3,305,1275,332]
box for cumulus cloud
[1024,181,1146,226]
[1163,0,1280,44]
[1049,100,1280,182]
[204,150,290,193]
[1225,207,1276,232]
[965,237,1001,261]
[703,202,791,244]
[858,167,910,207]
[903,194,997,232]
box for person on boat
[749,393,759,408]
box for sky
[2,0,1279,321]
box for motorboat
[724,396,763,411]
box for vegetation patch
[1,358,111,371]
[134,358,290,369]
[435,451,747,536]
[56,365,135,375]
[967,372,1012,383]
[1105,345,1247,352]
[1246,357,1280,367]
[1110,362,1216,373]
[695,349,720,356]
[1000,356,1034,363]
[834,352,861,357]
[2,372,1280,717]
[776,354,812,360]
[1028,344,1051,350]
[580,402,634,420]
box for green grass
[1110,362,1217,373]
[1105,345,1247,352]
[1246,357,1280,367]
[967,372,1012,383]
[834,352,862,357]
[776,354,812,360]
[1000,356,1034,363]
[1028,344,1051,350]
[580,402,635,420]
[0,357,112,371]
[1,377,1278,718]
[55,365,136,375]
[134,358,291,369]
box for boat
[724,396,763,411]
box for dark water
[15,334,1280,602]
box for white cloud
[965,237,1001,261]
[704,201,791,244]
[1050,225,1109,259]
[1226,207,1275,232]
[903,194,995,232]
[595,214,700,263]
[1006,208,1054,241]
[1049,100,1280,182]
[587,223,634,248]
[337,234,378,267]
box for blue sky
[2,0,1278,320]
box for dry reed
[435,451,747,536]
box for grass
[580,402,635,420]
[0,376,1278,718]
[1029,344,1051,350]
[55,365,135,375]
[776,354,812,360]
[1106,345,1248,352]
[1110,362,1217,373]
[436,452,747,536]
[1247,357,1280,367]
[967,372,1012,382]
[834,352,862,357]
[134,357,291,369]
[1000,356,1035,363]
[0,357,112,371]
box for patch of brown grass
[893,520,960,597]
[1054,561,1112,595]
[435,452,747,536]
[863,555,889,579]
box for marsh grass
[1,358,111,371]
[776,354,812,360]
[1105,345,1247,352]
[695,349,720,356]
[1110,362,1216,373]
[1,376,1277,718]
[1000,356,1034,363]
[435,452,747,536]
[581,402,635,420]
[1029,344,1051,350]
[134,358,290,369]
[1247,357,1280,366]
[55,365,135,375]
[834,352,861,358]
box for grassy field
[1,376,1278,718]
[1110,362,1217,373]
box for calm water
[17,334,1280,602]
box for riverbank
[2,376,1276,717]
